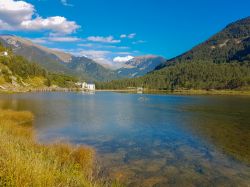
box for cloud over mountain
[113,55,134,63]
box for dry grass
[25,77,47,88]
[0,110,123,187]
[0,76,5,85]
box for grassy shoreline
[1,86,250,96]
[0,109,122,187]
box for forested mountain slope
[157,16,250,69]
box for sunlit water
[0,92,250,186]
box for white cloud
[47,36,81,42]
[120,34,127,38]
[87,36,121,43]
[132,40,146,44]
[28,36,81,44]
[118,46,130,49]
[71,49,110,58]
[0,0,34,25]
[77,43,94,47]
[116,52,132,55]
[21,16,79,34]
[120,33,136,39]
[128,33,136,39]
[113,55,134,63]
[0,0,80,34]
[61,0,73,7]
[77,43,130,50]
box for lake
[0,92,250,186]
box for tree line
[96,61,250,90]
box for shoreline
[96,89,250,96]
[1,87,250,96]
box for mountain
[68,56,119,81]
[0,44,77,91]
[0,35,118,81]
[0,35,73,73]
[116,55,166,78]
[96,16,250,90]
[157,16,250,69]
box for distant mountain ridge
[0,34,73,74]
[0,34,73,63]
[116,55,166,78]
[0,35,118,81]
[0,35,166,81]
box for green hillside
[0,45,77,91]
[68,56,119,81]
[157,16,250,69]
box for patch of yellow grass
[0,76,5,85]
[0,110,102,187]
[25,76,46,88]
[0,110,34,125]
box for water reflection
[0,92,249,186]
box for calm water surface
[0,92,250,186]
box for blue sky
[0,0,249,67]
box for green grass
[0,110,123,187]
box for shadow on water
[0,92,250,186]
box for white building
[86,83,95,91]
[76,82,95,91]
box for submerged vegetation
[185,104,250,164]
[0,110,122,187]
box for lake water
[0,92,250,186]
